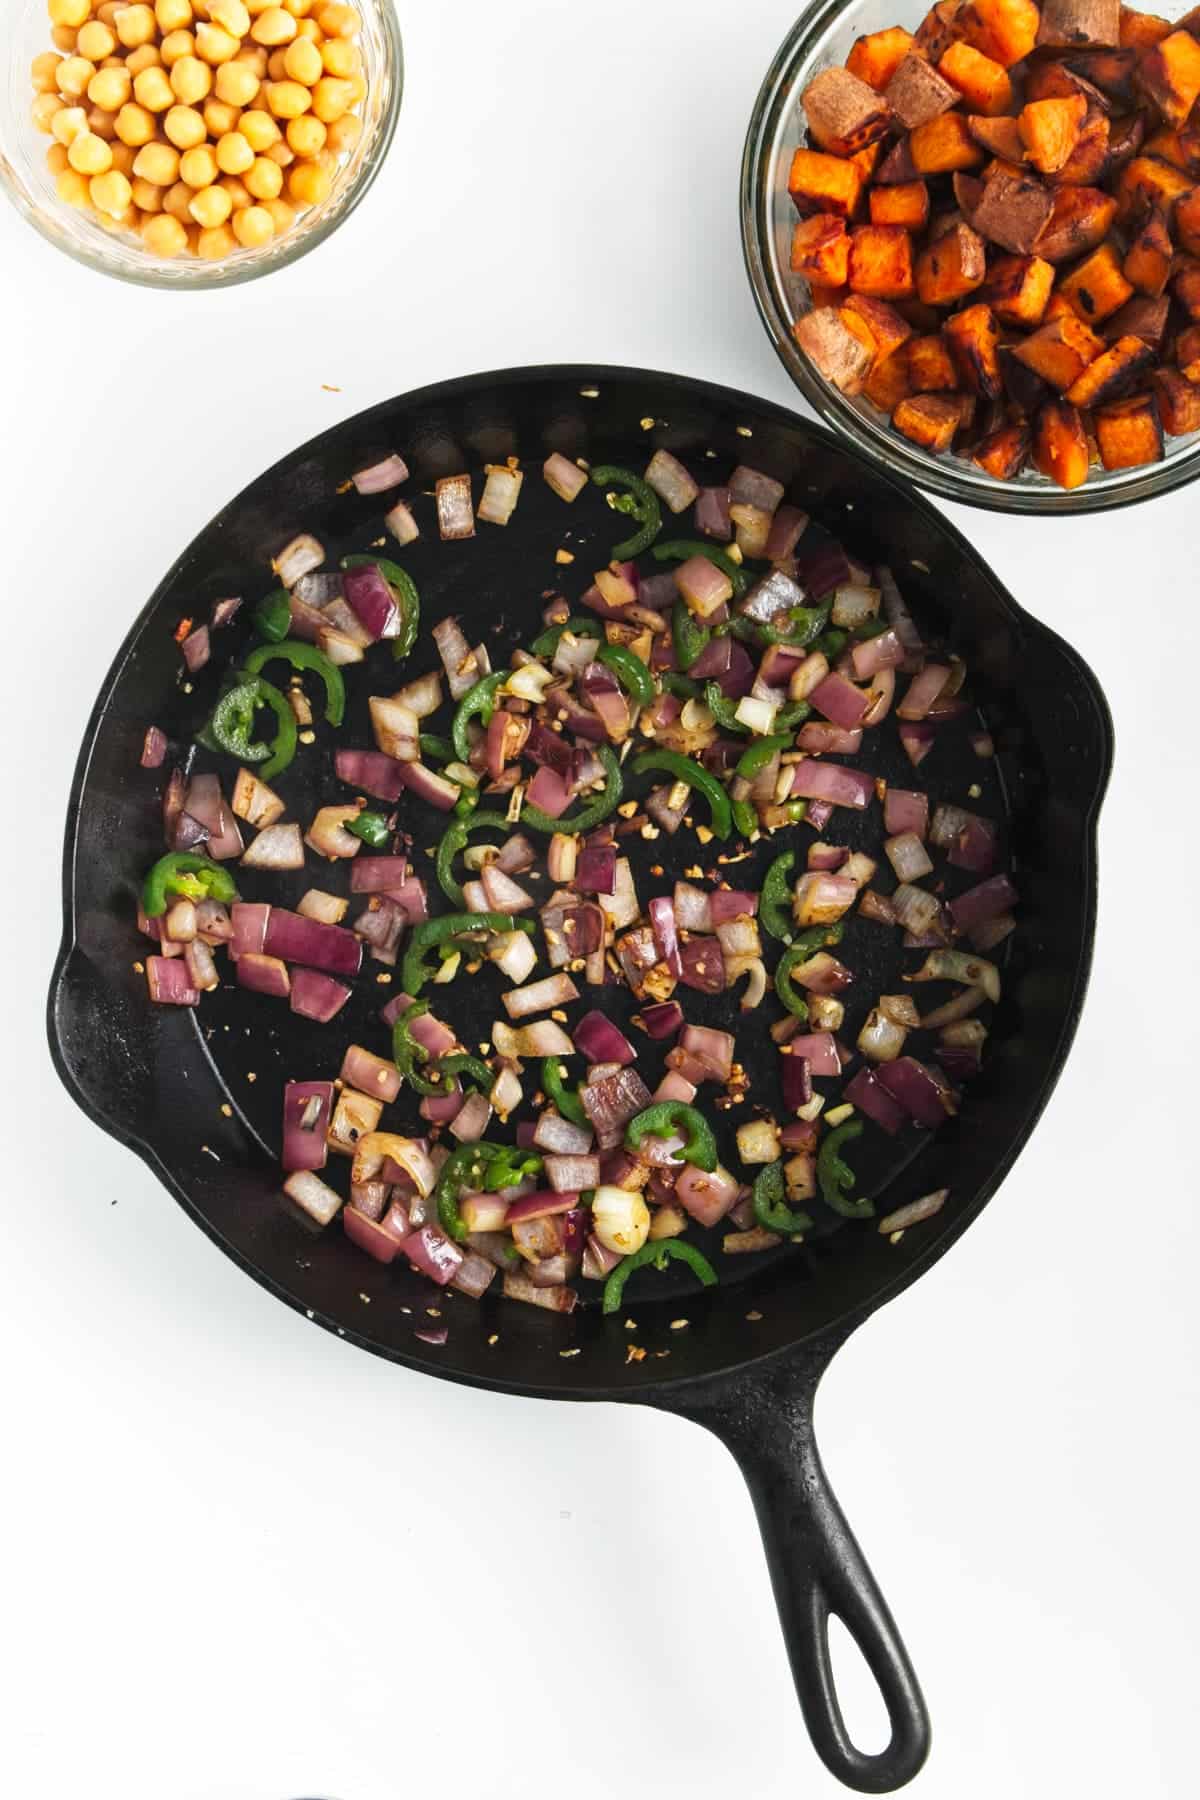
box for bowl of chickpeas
[2,0,402,285]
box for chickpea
[265,48,288,81]
[131,175,163,210]
[324,110,359,154]
[317,4,358,37]
[133,139,180,182]
[97,2,124,22]
[163,102,207,147]
[209,0,251,33]
[230,202,272,247]
[310,75,352,123]
[76,21,117,60]
[285,0,316,15]
[235,45,269,77]
[87,105,119,139]
[133,66,175,110]
[50,104,89,144]
[285,112,323,157]
[31,52,64,93]
[262,194,295,233]
[253,7,297,45]
[56,167,92,206]
[282,35,322,85]
[87,64,130,109]
[67,130,113,175]
[46,141,71,174]
[319,36,355,78]
[244,152,282,197]
[177,143,215,187]
[265,140,293,166]
[196,223,236,258]
[220,173,253,207]
[155,0,194,27]
[162,179,193,219]
[50,27,79,53]
[32,92,66,133]
[90,168,134,215]
[189,182,233,226]
[159,29,195,64]
[56,57,97,99]
[215,60,260,105]
[110,139,137,174]
[115,5,159,49]
[49,0,92,27]
[295,19,322,44]
[114,100,156,144]
[169,54,212,103]
[207,129,249,175]
[287,157,331,206]
[143,211,190,255]
[195,22,240,63]
[239,107,280,149]
[199,98,235,135]
[265,79,310,118]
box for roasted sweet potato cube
[884,53,961,130]
[967,115,1028,160]
[848,26,916,91]
[1037,0,1121,45]
[1044,291,1079,322]
[1036,185,1119,260]
[803,68,893,156]
[1060,48,1138,102]
[1130,228,1175,300]
[1051,110,1112,185]
[1175,189,1200,258]
[897,298,945,333]
[874,138,919,187]
[848,225,916,299]
[1174,263,1200,319]
[1142,126,1192,169]
[1023,60,1110,104]
[1033,400,1091,485]
[1013,311,1106,386]
[869,181,932,231]
[850,142,886,190]
[999,344,1052,410]
[1059,241,1135,320]
[1102,293,1170,343]
[809,282,850,309]
[1116,156,1198,220]
[788,149,865,218]
[1106,112,1146,172]
[944,303,1004,395]
[1064,332,1154,402]
[984,252,1056,323]
[893,393,966,451]
[915,0,967,58]
[1019,97,1089,173]
[907,333,960,388]
[841,294,914,363]
[863,348,914,411]
[1136,29,1200,127]
[1094,392,1164,465]
[793,308,873,394]
[915,221,988,303]
[959,0,1041,65]
[972,420,1032,475]
[1151,366,1200,433]
[791,215,852,285]
[839,305,882,368]
[911,113,988,174]
[971,170,1056,251]
[938,41,1014,113]
[1175,322,1200,378]
[1119,7,1172,50]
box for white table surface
[3,4,1197,1797]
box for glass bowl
[1,0,402,290]
[741,0,1200,512]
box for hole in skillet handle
[646,1328,930,1794]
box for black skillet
[48,366,1112,1793]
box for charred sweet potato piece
[915,221,988,302]
[971,169,1056,250]
[893,393,966,451]
[945,303,1004,394]
[809,282,849,309]
[870,181,932,231]
[841,294,914,363]
[793,308,873,394]
[1136,30,1200,127]
[884,53,961,130]
[848,224,916,299]
[1123,206,1174,293]
[972,420,1032,474]
[1106,111,1146,171]
[791,214,853,285]
[967,114,1028,160]
[788,149,865,219]
[1051,110,1112,185]
[1059,241,1135,319]
[938,41,1014,113]
[847,26,915,91]
[910,113,989,175]
[863,348,915,411]
[1000,343,1053,410]
[1174,263,1200,319]
[1175,189,1200,258]
[1036,185,1119,260]
[850,142,886,188]
[1119,7,1172,50]
[1102,293,1170,342]
[875,136,921,186]
[1033,399,1091,485]
[907,332,960,388]
[1036,0,1121,46]
[803,68,893,156]
[1023,61,1112,106]
[1044,291,1079,322]
[1064,331,1155,401]
[1094,391,1164,465]
[1059,48,1138,103]
[983,252,1056,322]
[1175,322,1200,379]
[1142,126,1193,169]
[1013,311,1106,386]
[1019,96,1089,173]
[959,0,1041,65]
[1113,154,1194,219]
[1151,366,1200,433]
[914,0,967,57]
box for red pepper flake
[173,618,193,644]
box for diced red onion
[389,876,429,926]
[678,935,725,994]
[526,765,573,820]
[436,475,475,541]
[675,555,733,620]
[640,1001,684,1040]
[420,1087,466,1126]
[544,452,588,502]
[759,643,808,690]
[810,672,870,730]
[969,912,1015,953]
[885,832,934,883]
[478,465,525,526]
[580,1067,652,1149]
[781,1051,813,1111]
[729,464,785,513]
[146,957,200,1006]
[898,721,935,768]
[284,1170,342,1227]
[673,882,712,932]
[263,908,363,976]
[231,902,270,957]
[797,723,863,756]
[575,1010,637,1066]
[210,595,242,629]
[397,760,460,812]
[179,625,210,673]
[141,726,167,769]
[344,562,400,640]
[385,499,419,546]
[676,1162,739,1227]
[502,1271,578,1313]
[577,841,617,895]
[731,502,772,558]
[844,1067,909,1136]
[432,616,476,695]
[851,629,905,681]
[786,1031,840,1077]
[480,863,535,913]
[184,938,219,992]
[237,952,290,998]
[876,1057,957,1128]
[948,874,1018,935]
[884,789,929,839]
[898,664,952,721]
[405,1224,465,1285]
[241,822,304,872]
[543,1154,600,1194]
[290,968,352,1023]
[282,1080,334,1173]
[353,453,409,495]
[741,569,803,625]
[505,1190,579,1227]
[348,856,408,895]
[679,1024,734,1083]
[334,749,408,803]
[645,448,699,514]
[648,896,682,977]
[790,761,875,811]
[765,503,809,562]
[695,485,732,540]
[794,537,855,598]
[808,843,848,872]
[339,1045,402,1106]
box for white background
[2,3,1197,1797]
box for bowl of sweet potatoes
[742,0,1200,509]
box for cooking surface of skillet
[48,367,1112,1790]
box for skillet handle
[650,1335,929,1793]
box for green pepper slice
[142,852,238,919]
[660,671,700,701]
[760,852,796,943]
[652,539,750,599]
[419,733,455,764]
[818,1119,873,1219]
[345,810,391,850]
[672,598,711,673]
[759,600,832,648]
[602,1238,718,1315]
[436,1141,507,1242]
[520,742,623,836]
[775,923,845,1019]
[625,1102,717,1172]
[736,733,793,780]
[341,554,420,661]
[753,1161,813,1236]
[731,797,758,839]
[243,638,345,728]
[480,1148,543,1191]
[529,617,601,658]
[451,670,506,764]
[704,681,749,736]
[210,674,297,782]
[434,809,510,907]
[401,911,535,997]
[437,1053,496,1095]
[253,588,291,643]
[630,749,731,840]
[541,1056,589,1128]
[597,643,654,706]
[590,464,662,561]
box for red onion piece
[676,1163,739,1227]
[502,1271,578,1313]
[580,1067,652,1149]
[885,789,929,839]
[210,596,242,629]
[282,1080,334,1172]
[526,765,572,819]
[237,953,290,998]
[948,874,1019,935]
[544,452,588,502]
[397,761,460,812]
[851,628,905,681]
[343,1206,406,1264]
[794,538,855,597]
[886,833,934,883]
[420,1087,466,1126]
[948,814,999,875]
[405,1224,464,1284]
[678,934,725,994]
[640,1001,684,1040]
[675,555,733,619]
[181,625,210,673]
[654,1071,697,1107]
[449,1091,493,1144]
[876,1057,957,1129]
[145,957,200,1005]
[576,841,617,896]
[389,877,429,926]
[806,799,835,830]
[786,1031,840,1077]
[759,643,808,689]
[533,1111,595,1156]
[680,1024,735,1082]
[343,563,400,640]
[810,671,871,730]
[790,761,875,811]
[673,882,712,932]
[350,856,409,895]
[575,1010,637,1066]
[648,896,682,977]
[436,475,475,542]
[334,749,408,803]
[451,1250,497,1299]
[545,1154,601,1193]
[730,464,785,513]
[231,902,270,957]
[505,1189,579,1224]
[781,1052,813,1111]
[263,908,363,977]
[898,721,936,768]
[645,449,700,514]
[808,843,848,872]
[898,664,952,721]
[352,453,409,495]
[765,503,809,562]
[290,969,352,1023]
[141,726,167,769]
[695,486,732,541]
[797,723,863,755]
[843,1067,909,1136]
[184,938,218,991]
[340,1045,402,1105]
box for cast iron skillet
[48,366,1112,1793]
